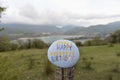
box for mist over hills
[0,21,120,38]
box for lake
[11,35,91,44]
[40,35,90,44]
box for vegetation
[75,30,120,47]
[0,6,5,17]
[18,39,48,50]
[106,30,120,43]
[0,1,120,80]
[116,51,120,57]
[0,49,54,80]
[74,29,120,47]
[82,57,94,70]
[0,36,11,51]
[0,37,48,52]
[83,37,107,46]
[0,5,5,31]
[0,28,4,31]
[75,41,83,47]
[0,44,120,80]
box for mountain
[61,25,81,32]
[0,23,64,37]
[65,21,120,35]
[0,23,82,36]
[0,23,63,34]
[0,23,63,39]
[1,21,120,39]
[65,27,85,34]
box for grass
[0,44,120,80]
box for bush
[106,30,120,43]
[17,39,48,50]
[0,36,11,52]
[75,41,83,47]
[0,37,48,52]
[84,40,92,46]
[33,39,48,49]
[84,37,107,46]
[11,43,19,50]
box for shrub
[84,40,92,46]
[0,36,11,52]
[17,40,27,49]
[11,43,19,50]
[33,39,48,49]
[84,37,107,46]
[106,30,120,43]
[17,39,48,50]
[75,41,83,47]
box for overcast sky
[1,0,120,27]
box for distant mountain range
[65,21,120,35]
[0,23,62,34]
[0,21,120,38]
[0,23,64,39]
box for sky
[1,0,120,27]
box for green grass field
[0,44,120,80]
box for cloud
[19,5,39,20]
[68,13,120,20]
[18,5,73,25]
[1,2,120,27]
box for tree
[0,5,5,17]
[0,36,11,51]
[0,27,4,31]
[0,5,5,31]
[115,30,120,43]
[106,30,120,43]
[84,36,107,46]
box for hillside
[1,21,120,38]
[65,21,120,35]
[0,45,120,80]
[0,23,63,35]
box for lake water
[40,35,90,44]
[11,35,90,44]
